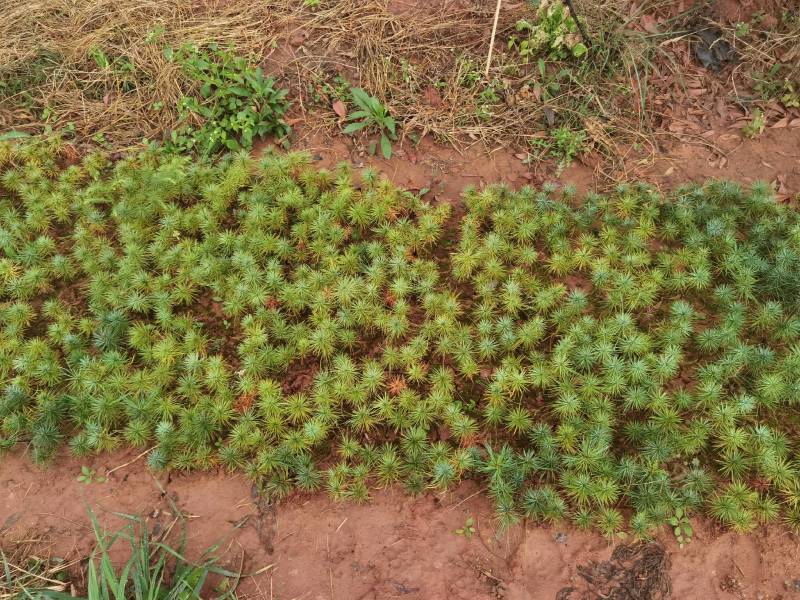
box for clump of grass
[1,543,73,599]
[5,509,242,600]
[3,137,800,536]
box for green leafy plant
[509,0,588,61]
[88,47,136,93]
[742,108,766,138]
[77,465,106,485]
[343,88,398,159]
[528,124,586,172]
[752,65,800,109]
[164,43,290,155]
[668,507,693,548]
[454,516,476,539]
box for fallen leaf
[332,100,347,119]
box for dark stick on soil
[563,0,592,47]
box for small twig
[105,446,156,477]
[485,0,503,77]
[563,0,592,47]
[445,487,487,511]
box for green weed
[508,0,588,62]
[668,507,693,548]
[77,465,106,485]
[343,88,398,159]
[742,109,766,138]
[163,43,290,155]
[527,125,586,172]
[454,516,476,539]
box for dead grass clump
[721,11,800,106]
[0,537,76,599]
[6,0,794,167]
[0,0,675,160]
[0,0,278,148]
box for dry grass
[0,537,78,599]
[0,0,666,156]
[2,0,794,164]
[0,0,278,148]
[721,13,800,98]
[261,0,682,166]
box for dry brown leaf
[332,100,347,119]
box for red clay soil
[284,124,800,204]
[2,446,800,600]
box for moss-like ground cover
[3,138,800,537]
